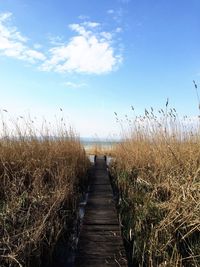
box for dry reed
[0,114,89,267]
[111,105,200,267]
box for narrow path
[75,156,127,267]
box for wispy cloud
[118,0,131,3]
[107,9,115,14]
[0,12,46,63]
[47,34,64,45]
[63,81,87,88]
[115,27,123,33]
[78,15,90,20]
[41,21,122,74]
[33,43,43,49]
[107,8,124,24]
[82,21,100,28]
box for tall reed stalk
[0,113,89,267]
[111,105,200,266]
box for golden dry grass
[110,107,200,266]
[0,116,90,267]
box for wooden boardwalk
[75,156,127,267]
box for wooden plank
[79,234,122,241]
[75,156,127,267]
[75,257,127,267]
[76,255,127,267]
[80,224,121,232]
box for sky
[0,0,200,138]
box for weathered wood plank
[75,156,127,267]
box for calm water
[80,137,119,152]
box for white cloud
[83,21,100,28]
[0,12,123,75]
[0,12,12,21]
[48,35,64,45]
[78,15,90,20]
[24,49,46,61]
[63,81,87,88]
[0,12,46,63]
[100,31,112,41]
[69,23,89,37]
[41,21,122,74]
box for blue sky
[0,0,199,138]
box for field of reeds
[0,114,90,267]
[110,104,200,266]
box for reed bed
[110,106,200,266]
[0,114,90,267]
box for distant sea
[80,137,120,151]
